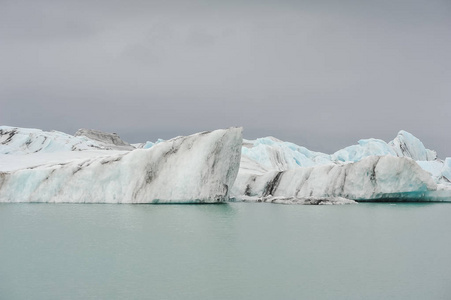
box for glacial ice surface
[233,131,450,202]
[239,130,438,174]
[331,138,397,162]
[0,128,243,203]
[389,130,437,161]
[242,137,332,171]
[75,129,134,150]
[1,126,449,204]
[232,155,450,202]
[0,126,134,154]
[0,126,103,154]
[442,158,451,182]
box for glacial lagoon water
[1,202,450,300]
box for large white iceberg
[239,130,438,172]
[232,155,451,202]
[232,131,450,202]
[0,126,449,204]
[0,128,243,203]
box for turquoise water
[1,203,450,300]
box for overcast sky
[1,0,450,156]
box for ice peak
[75,129,134,150]
[389,130,436,161]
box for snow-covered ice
[232,131,450,202]
[442,158,451,182]
[239,130,438,174]
[75,128,134,150]
[0,128,243,203]
[241,137,332,170]
[0,126,132,154]
[232,155,450,202]
[389,130,437,161]
[0,126,449,204]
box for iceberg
[0,128,243,203]
[232,131,450,202]
[0,126,131,154]
[389,130,437,161]
[132,139,165,150]
[331,131,437,163]
[242,137,332,170]
[442,158,451,182]
[239,130,438,175]
[232,155,450,202]
[74,128,135,151]
[331,138,397,162]
[1,125,449,204]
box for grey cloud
[0,1,101,40]
[186,30,218,47]
[0,0,450,156]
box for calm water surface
[1,202,450,300]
